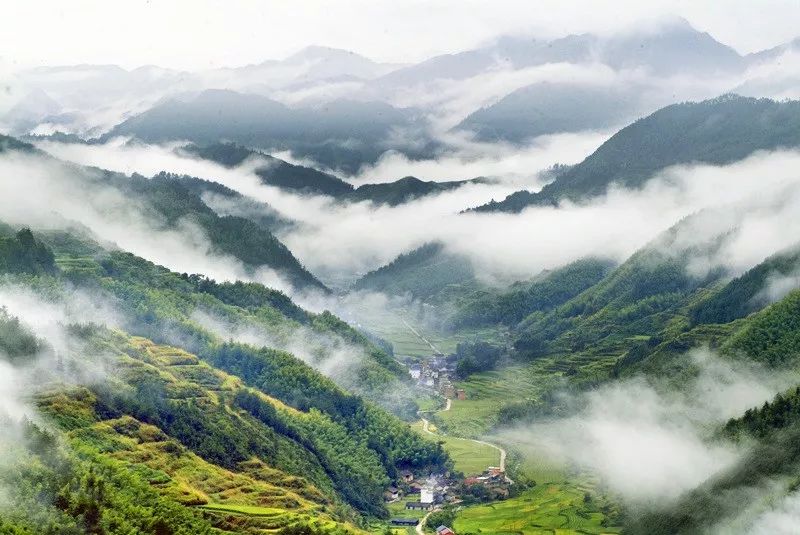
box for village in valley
[407,354,466,401]
[384,350,513,532]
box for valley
[3,5,800,534]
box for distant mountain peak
[287,45,371,62]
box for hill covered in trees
[456,82,642,143]
[352,242,476,300]
[182,142,355,197]
[472,95,800,212]
[0,224,450,533]
[347,176,484,206]
[183,142,483,207]
[0,135,327,292]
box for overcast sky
[2,0,799,71]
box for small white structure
[409,366,421,380]
[420,486,434,504]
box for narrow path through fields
[416,510,431,535]
[401,317,441,354]
[420,396,509,474]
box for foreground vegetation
[0,225,450,533]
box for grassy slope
[410,421,498,476]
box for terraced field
[348,303,506,359]
[453,452,621,535]
[39,334,367,534]
[454,483,621,535]
[435,353,619,438]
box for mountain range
[6,18,800,173]
[5,16,800,534]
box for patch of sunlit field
[434,360,561,438]
[415,393,444,412]
[350,302,508,360]
[386,495,426,519]
[454,482,622,535]
[411,421,499,475]
[437,352,619,438]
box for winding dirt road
[416,511,431,535]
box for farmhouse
[400,470,414,483]
[456,389,467,400]
[391,518,419,526]
[486,467,503,477]
[436,527,456,535]
[409,365,421,379]
[420,486,434,504]
[384,486,400,501]
[406,501,433,511]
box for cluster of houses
[404,476,449,511]
[385,471,453,508]
[462,466,511,499]
[407,356,466,400]
[388,471,458,531]
[388,520,456,535]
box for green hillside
[513,225,726,359]
[5,135,327,292]
[166,171,294,232]
[40,229,411,415]
[0,227,451,533]
[347,176,484,206]
[448,257,615,329]
[690,244,800,326]
[473,95,800,212]
[353,242,477,300]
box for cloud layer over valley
[32,138,800,294]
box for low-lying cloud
[498,349,799,506]
[0,148,298,294]
[32,138,800,295]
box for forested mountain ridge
[689,244,800,326]
[455,82,643,143]
[512,243,723,358]
[1,135,328,292]
[182,142,355,197]
[183,142,482,206]
[448,258,616,329]
[163,171,295,233]
[472,95,800,212]
[44,229,410,409]
[352,242,476,300]
[102,89,435,174]
[620,287,800,534]
[347,176,485,206]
